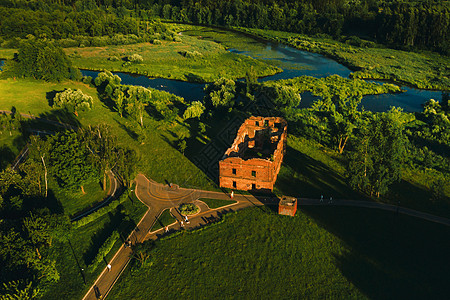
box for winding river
[82,35,445,112]
[1,31,446,112]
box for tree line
[0,124,137,298]
[0,0,448,54]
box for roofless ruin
[219,116,287,192]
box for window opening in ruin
[255,121,259,126]
[251,170,256,177]
[252,183,256,190]
[232,168,236,175]
[233,181,236,188]
[264,120,268,126]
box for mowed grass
[151,209,176,232]
[49,177,109,217]
[0,78,98,115]
[199,198,237,209]
[108,206,450,299]
[63,34,280,82]
[238,27,450,91]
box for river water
[1,32,446,112]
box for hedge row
[88,231,120,272]
[72,190,130,229]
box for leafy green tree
[178,139,187,155]
[7,39,79,81]
[23,213,52,260]
[348,109,407,197]
[27,136,50,197]
[0,280,40,300]
[53,88,93,115]
[49,131,97,193]
[204,77,236,109]
[115,147,137,188]
[112,88,125,117]
[32,258,59,284]
[82,124,117,190]
[183,101,205,120]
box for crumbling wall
[219,116,287,192]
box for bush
[108,55,120,61]
[72,190,130,228]
[88,231,120,272]
[152,39,162,45]
[128,54,143,63]
[178,203,199,215]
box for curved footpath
[82,174,450,300]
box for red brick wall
[219,116,287,192]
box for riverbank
[64,34,280,83]
[236,27,450,91]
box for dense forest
[0,0,448,54]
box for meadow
[64,34,280,83]
[108,206,450,299]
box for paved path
[71,170,120,221]
[82,174,450,300]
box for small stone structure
[219,116,287,192]
[278,196,297,216]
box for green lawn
[49,177,109,217]
[151,209,176,232]
[108,206,450,299]
[199,198,237,209]
[237,27,450,91]
[0,78,217,191]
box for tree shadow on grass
[83,209,125,266]
[37,109,81,128]
[114,119,138,141]
[302,206,450,299]
[0,145,15,169]
[385,179,450,218]
[275,146,368,200]
[46,90,65,107]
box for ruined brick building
[219,116,287,192]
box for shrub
[178,203,199,215]
[88,231,120,272]
[108,55,120,61]
[152,39,162,45]
[71,190,131,228]
[128,54,143,63]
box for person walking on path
[231,191,234,199]
[107,264,111,272]
[320,195,323,203]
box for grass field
[62,34,279,83]
[199,198,237,209]
[0,78,218,191]
[237,27,450,91]
[108,206,450,299]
